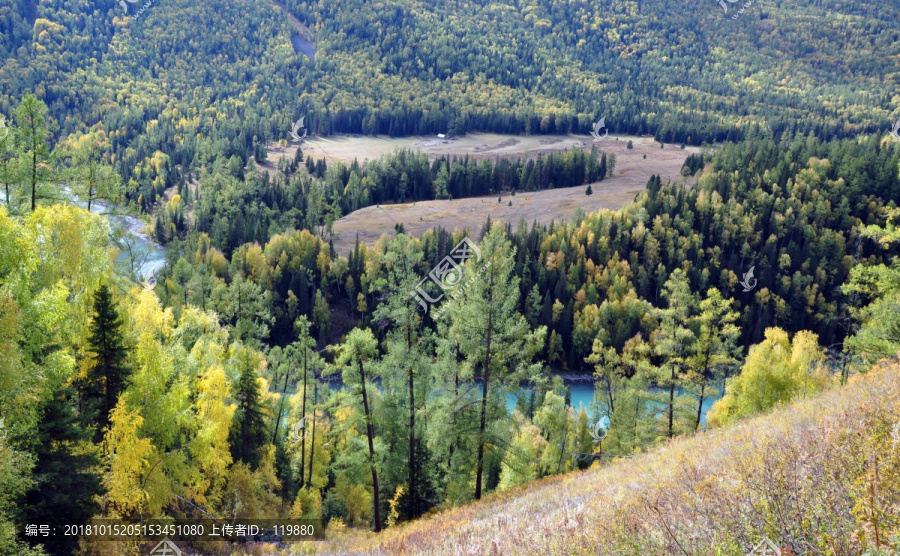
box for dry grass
[299,362,900,555]
[330,182,643,256]
[266,133,696,167]
[293,133,697,255]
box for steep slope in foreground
[315,363,900,555]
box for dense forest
[170,146,612,250]
[155,133,900,359]
[1,0,898,224]
[1,0,900,552]
[2,90,900,554]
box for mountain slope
[313,361,900,554]
[1,0,898,166]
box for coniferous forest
[1,0,900,554]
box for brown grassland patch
[271,133,698,255]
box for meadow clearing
[261,133,697,254]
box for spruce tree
[228,352,269,470]
[82,283,129,439]
[23,386,103,555]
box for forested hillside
[1,0,898,216]
[154,135,900,359]
[3,88,900,554]
[1,0,900,552]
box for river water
[88,200,167,281]
[325,379,721,424]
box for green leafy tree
[275,316,321,491]
[371,234,430,518]
[651,269,695,438]
[22,387,103,556]
[327,328,383,532]
[707,328,829,427]
[843,208,900,364]
[62,131,122,212]
[0,119,20,212]
[14,95,54,212]
[443,227,545,500]
[0,437,42,556]
[212,274,274,347]
[685,288,740,430]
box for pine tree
[606,152,617,177]
[228,349,269,470]
[23,386,103,555]
[686,288,740,430]
[82,284,129,439]
[371,235,429,518]
[651,270,695,438]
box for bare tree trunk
[668,362,676,439]
[407,314,416,516]
[694,381,705,432]
[271,365,292,443]
[308,380,318,487]
[30,138,36,211]
[474,276,495,501]
[358,354,381,532]
[300,348,308,487]
[695,350,711,432]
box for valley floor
[277,133,697,254]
